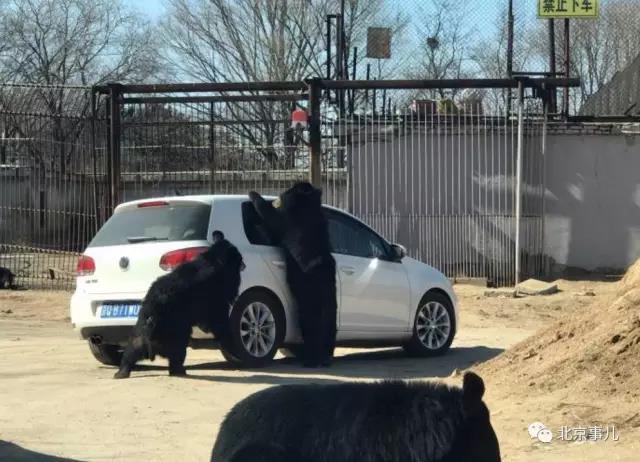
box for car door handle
[340,266,355,275]
[271,260,285,268]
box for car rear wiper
[126,236,169,243]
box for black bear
[113,231,244,379]
[248,183,337,367]
[0,267,16,290]
[211,372,501,462]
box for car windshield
[88,202,211,247]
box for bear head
[273,181,322,214]
[447,372,501,462]
[206,231,245,273]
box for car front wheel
[221,290,286,368]
[403,292,455,357]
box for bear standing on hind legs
[113,231,244,379]
[249,182,337,368]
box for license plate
[100,303,141,319]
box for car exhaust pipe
[89,335,103,346]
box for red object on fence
[291,108,308,129]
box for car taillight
[159,247,208,271]
[76,255,95,276]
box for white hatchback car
[70,195,458,368]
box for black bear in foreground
[0,267,16,290]
[113,231,244,379]
[248,183,337,367]
[211,372,501,462]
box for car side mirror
[390,243,406,261]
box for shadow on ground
[0,441,83,462]
[178,345,503,385]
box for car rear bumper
[81,325,133,345]
[70,290,143,333]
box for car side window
[325,210,390,259]
[241,201,278,246]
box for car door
[325,209,412,332]
[240,200,341,338]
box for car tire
[403,291,456,357]
[221,290,286,368]
[88,341,123,366]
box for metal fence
[0,77,578,290]
[322,80,549,285]
[0,84,100,289]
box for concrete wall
[544,130,640,273]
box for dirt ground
[1,279,639,462]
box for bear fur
[0,267,16,290]
[248,183,337,367]
[211,372,501,462]
[113,231,244,379]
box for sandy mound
[479,260,640,426]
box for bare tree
[0,0,161,85]
[406,0,471,99]
[162,0,403,164]
[0,0,162,175]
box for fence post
[209,101,216,193]
[541,92,549,278]
[515,79,525,286]
[307,78,322,187]
[107,83,122,214]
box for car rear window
[88,202,211,247]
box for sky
[126,0,513,30]
[128,0,167,23]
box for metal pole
[209,102,215,193]
[90,89,100,231]
[548,19,557,113]
[563,18,570,117]
[507,0,514,77]
[308,78,322,187]
[107,83,122,215]
[326,16,332,80]
[337,14,346,121]
[506,0,514,118]
[515,80,524,286]
[541,94,548,277]
[350,46,358,115]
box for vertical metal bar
[108,83,121,214]
[515,81,524,286]
[541,96,548,277]
[507,0,514,77]
[209,102,216,193]
[563,18,570,117]
[308,78,322,187]
[326,16,332,80]
[350,46,358,115]
[548,19,557,113]
[90,89,100,231]
[506,0,514,117]
[336,13,345,116]
[365,64,370,106]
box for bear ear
[211,230,225,243]
[462,371,485,411]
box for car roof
[114,194,344,213]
